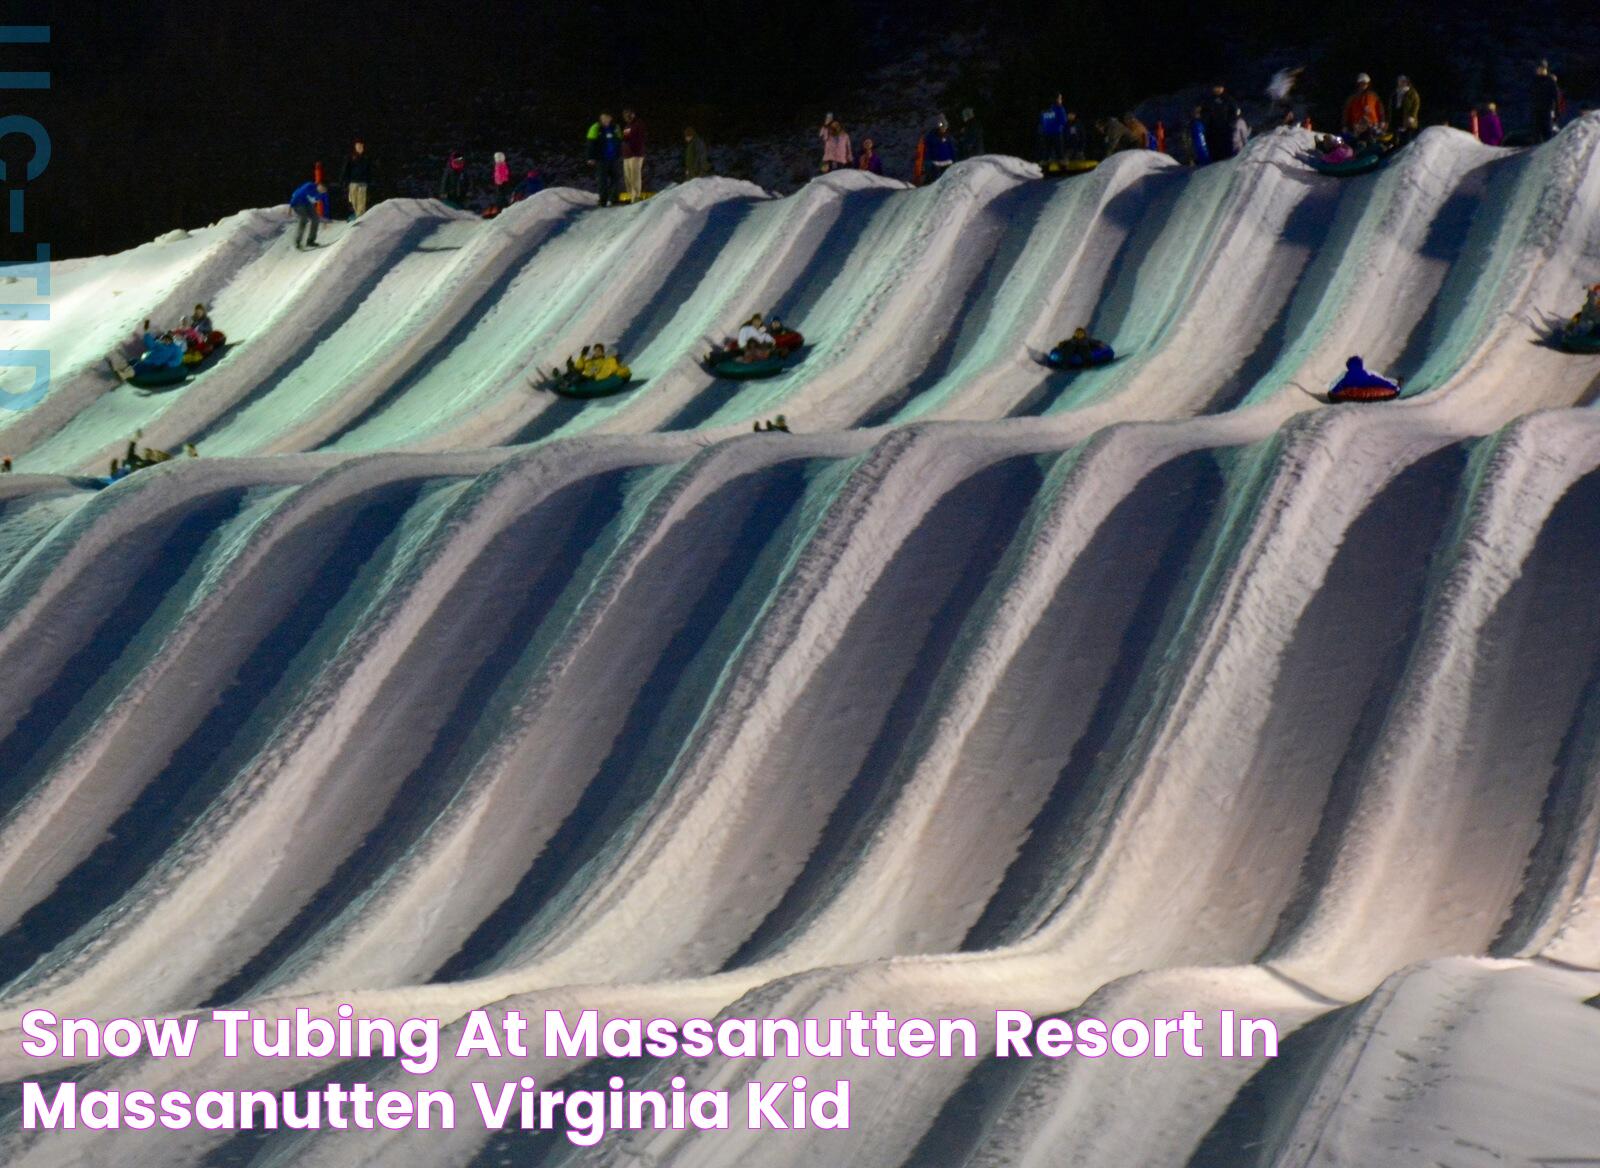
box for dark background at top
[2,0,1585,260]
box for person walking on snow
[1532,60,1561,142]
[683,126,711,179]
[1391,76,1421,145]
[1342,74,1385,139]
[819,115,852,172]
[290,180,327,249]
[622,109,646,202]
[341,139,373,219]
[587,112,625,206]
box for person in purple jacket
[1478,102,1505,146]
[857,137,883,174]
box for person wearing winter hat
[857,137,883,174]
[492,151,511,209]
[1342,73,1385,139]
[439,151,468,207]
[923,115,957,182]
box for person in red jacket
[622,109,646,203]
[1342,73,1385,140]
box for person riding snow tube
[1046,328,1114,369]
[767,316,804,355]
[1558,285,1600,350]
[1327,355,1400,402]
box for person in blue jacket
[1037,95,1067,164]
[587,112,625,207]
[129,319,187,376]
[1188,105,1210,165]
[510,169,546,202]
[290,180,327,249]
[923,116,958,182]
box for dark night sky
[4,0,1587,260]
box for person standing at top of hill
[340,139,372,219]
[1532,60,1562,142]
[1037,95,1067,163]
[492,152,511,208]
[588,112,624,206]
[1203,84,1239,160]
[1342,74,1385,139]
[1391,76,1421,144]
[683,127,711,179]
[923,115,958,182]
[857,137,883,174]
[1188,105,1210,165]
[622,110,646,202]
[819,116,852,172]
[439,151,468,206]
[957,107,985,158]
[1478,102,1505,146]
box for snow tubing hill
[3,127,1600,1167]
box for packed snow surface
[1,124,1600,1165]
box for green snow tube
[706,354,793,380]
[1310,152,1385,177]
[548,373,636,399]
[1559,329,1600,353]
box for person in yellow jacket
[582,345,631,381]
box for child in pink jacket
[819,116,852,172]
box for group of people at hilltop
[280,53,1571,237]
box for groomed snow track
[1,124,1600,1165]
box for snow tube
[1043,160,1097,178]
[707,354,791,380]
[129,363,188,388]
[1328,383,1400,402]
[1310,151,1385,177]
[548,373,636,399]
[131,341,232,391]
[1046,344,1115,369]
[1559,328,1600,353]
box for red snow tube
[1328,383,1399,402]
[772,330,804,354]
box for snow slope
[1,122,1599,1165]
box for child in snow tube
[1327,355,1400,402]
[768,316,804,355]
[1048,328,1114,368]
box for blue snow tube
[1046,343,1114,369]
